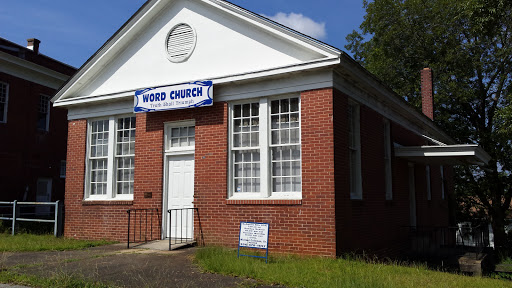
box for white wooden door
[167,154,194,239]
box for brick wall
[194,88,336,257]
[64,86,451,257]
[0,72,68,203]
[64,89,337,256]
[334,88,450,257]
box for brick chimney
[421,67,434,120]
[27,38,41,54]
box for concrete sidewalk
[0,243,273,288]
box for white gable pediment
[54,0,340,105]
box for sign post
[238,222,270,263]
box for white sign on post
[239,222,269,249]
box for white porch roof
[394,144,491,166]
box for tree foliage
[346,0,512,249]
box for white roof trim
[54,56,339,107]
[206,0,341,56]
[395,144,491,166]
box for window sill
[225,199,302,205]
[82,200,134,206]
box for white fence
[0,200,62,236]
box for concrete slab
[132,239,196,251]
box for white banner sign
[134,80,213,113]
[239,222,269,249]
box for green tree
[346,0,512,250]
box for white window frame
[440,165,445,200]
[0,82,9,123]
[348,101,362,200]
[37,94,51,131]
[164,120,196,154]
[383,119,392,200]
[84,115,135,200]
[228,95,301,200]
[426,165,431,201]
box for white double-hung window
[86,116,136,200]
[229,96,301,199]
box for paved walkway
[0,243,273,288]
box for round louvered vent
[166,23,196,63]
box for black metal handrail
[168,208,204,250]
[127,208,161,249]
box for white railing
[0,200,62,236]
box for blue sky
[0,0,366,68]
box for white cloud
[263,12,326,40]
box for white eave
[53,55,340,107]
[394,144,491,166]
[0,51,69,89]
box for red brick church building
[53,0,489,257]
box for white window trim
[228,94,302,200]
[426,165,431,201]
[349,101,362,200]
[384,119,392,200]
[0,81,9,123]
[84,115,135,201]
[38,94,51,131]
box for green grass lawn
[0,271,116,288]
[195,247,512,288]
[0,233,115,252]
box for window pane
[234,105,241,118]
[282,161,291,176]
[168,125,195,148]
[290,98,299,112]
[292,161,301,176]
[242,104,250,117]
[251,103,259,116]
[290,128,300,143]
[271,100,279,114]
[234,119,241,132]
[281,99,289,113]
[250,132,259,147]
[271,115,279,129]
[280,114,289,129]
[281,129,289,144]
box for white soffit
[394,144,491,166]
[53,0,340,107]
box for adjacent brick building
[0,37,76,204]
[53,0,489,257]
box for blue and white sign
[134,80,213,113]
[238,222,270,263]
